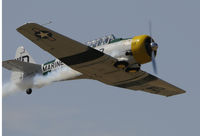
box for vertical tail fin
[15,46,35,63]
[11,46,35,81]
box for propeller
[149,21,158,74]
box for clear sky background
[2,0,200,136]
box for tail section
[3,46,41,95]
[9,46,39,81]
[15,46,35,63]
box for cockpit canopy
[85,34,116,47]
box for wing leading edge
[17,23,185,96]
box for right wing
[17,23,185,96]
[17,23,117,78]
[17,23,103,63]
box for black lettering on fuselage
[51,63,54,69]
[47,64,51,71]
[42,65,48,72]
[42,60,65,73]
[99,48,104,52]
[16,55,29,62]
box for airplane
[2,23,186,97]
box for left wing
[114,70,185,97]
[17,23,185,96]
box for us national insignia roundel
[32,28,56,41]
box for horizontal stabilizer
[3,59,41,75]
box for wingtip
[166,90,186,97]
[16,22,38,32]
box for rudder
[11,46,36,81]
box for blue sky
[3,0,200,136]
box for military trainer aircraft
[3,23,186,96]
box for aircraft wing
[3,59,41,76]
[113,70,185,96]
[17,23,185,96]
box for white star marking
[37,31,49,38]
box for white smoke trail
[2,81,22,97]
[33,66,82,88]
[2,78,34,97]
[2,82,18,97]
[2,66,82,97]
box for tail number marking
[16,55,29,62]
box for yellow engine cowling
[131,35,156,64]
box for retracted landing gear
[26,88,32,95]
[125,67,140,73]
[114,61,129,69]
[125,63,140,73]
[114,61,141,73]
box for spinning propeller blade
[149,21,158,74]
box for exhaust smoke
[2,67,82,97]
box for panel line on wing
[115,74,157,88]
